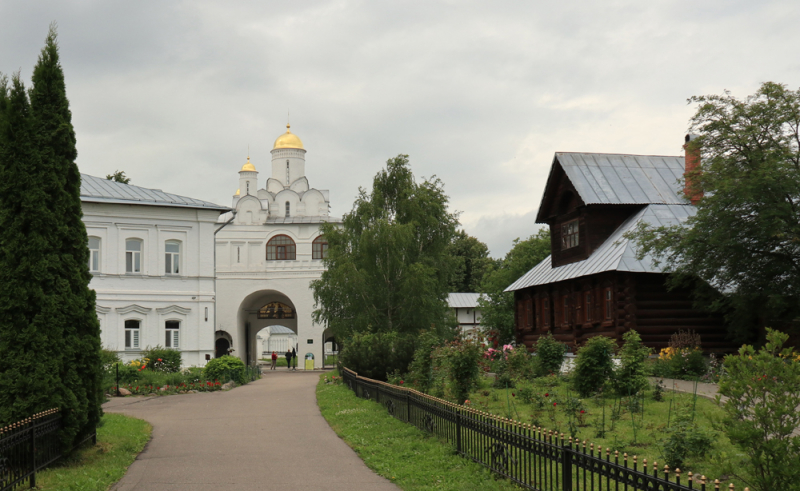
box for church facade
[214,125,340,368]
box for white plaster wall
[83,202,221,367]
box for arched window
[285,201,290,217]
[88,237,101,272]
[165,240,181,275]
[126,239,142,273]
[312,236,328,259]
[125,319,140,349]
[266,235,296,260]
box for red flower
[512,393,515,397]
[158,358,162,362]
[545,393,549,397]
[399,380,404,385]
[553,402,557,407]
[580,410,585,414]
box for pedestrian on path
[285,349,292,370]
[291,348,297,371]
[271,351,277,370]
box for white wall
[84,202,221,367]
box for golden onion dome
[240,156,256,172]
[235,189,240,196]
[273,124,304,150]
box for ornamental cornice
[156,305,192,315]
[116,304,153,315]
[96,305,111,314]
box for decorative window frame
[125,238,144,274]
[266,234,297,261]
[312,235,328,260]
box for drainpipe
[213,212,236,359]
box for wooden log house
[506,136,733,352]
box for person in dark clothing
[285,349,292,370]
[291,348,298,371]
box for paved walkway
[104,370,399,491]
[649,377,727,403]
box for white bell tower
[271,124,306,186]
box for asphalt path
[104,370,399,491]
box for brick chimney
[683,133,702,205]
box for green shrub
[505,345,534,379]
[204,355,247,385]
[717,328,800,491]
[660,406,714,469]
[100,349,121,370]
[572,335,616,397]
[435,338,482,404]
[338,331,416,381]
[613,330,651,397]
[141,346,182,373]
[492,372,515,389]
[406,331,443,393]
[533,332,567,377]
[668,348,706,378]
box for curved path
[104,371,398,491]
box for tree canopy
[0,26,102,446]
[478,228,551,345]
[627,82,800,341]
[311,155,459,340]
[447,230,497,293]
[106,170,130,183]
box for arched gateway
[214,123,340,368]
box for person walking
[270,351,277,370]
[291,348,297,371]
[285,349,292,370]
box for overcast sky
[2,1,798,257]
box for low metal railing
[0,409,95,491]
[341,368,729,491]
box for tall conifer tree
[0,25,101,446]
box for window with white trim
[88,237,101,272]
[165,240,181,275]
[165,320,180,348]
[126,239,142,273]
[125,320,140,349]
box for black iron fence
[341,368,733,491]
[0,409,95,491]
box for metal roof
[268,326,296,335]
[447,293,485,308]
[80,174,229,211]
[539,153,686,219]
[506,204,695,292]
[216,212,343,224]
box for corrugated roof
[268,326,296,335]
[447,293,485,308]
[80,174,229,211]
[542,153,686,214]
[506,204,695,291]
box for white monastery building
[80,174,229,366]
[214,124,341,368]
[447,293,485,339]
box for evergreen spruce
[0,25,101,447]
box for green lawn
[316,371,519,491]
[35,413,151,490]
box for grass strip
[316,372,519,491]
[35,413,151,490]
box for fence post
[455,407,462,454]
[561,441,572,491]
[30,417,36,488]
[406,391,411,423]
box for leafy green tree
[627,82,800,342]
[0,26,101,446]
[447,230,497,292]
[572,335,616,397]
[478,228,550,344]
[312,154,459,344]
[717,328,800,491]
[106,170,130,183]
[612,330,651,397]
